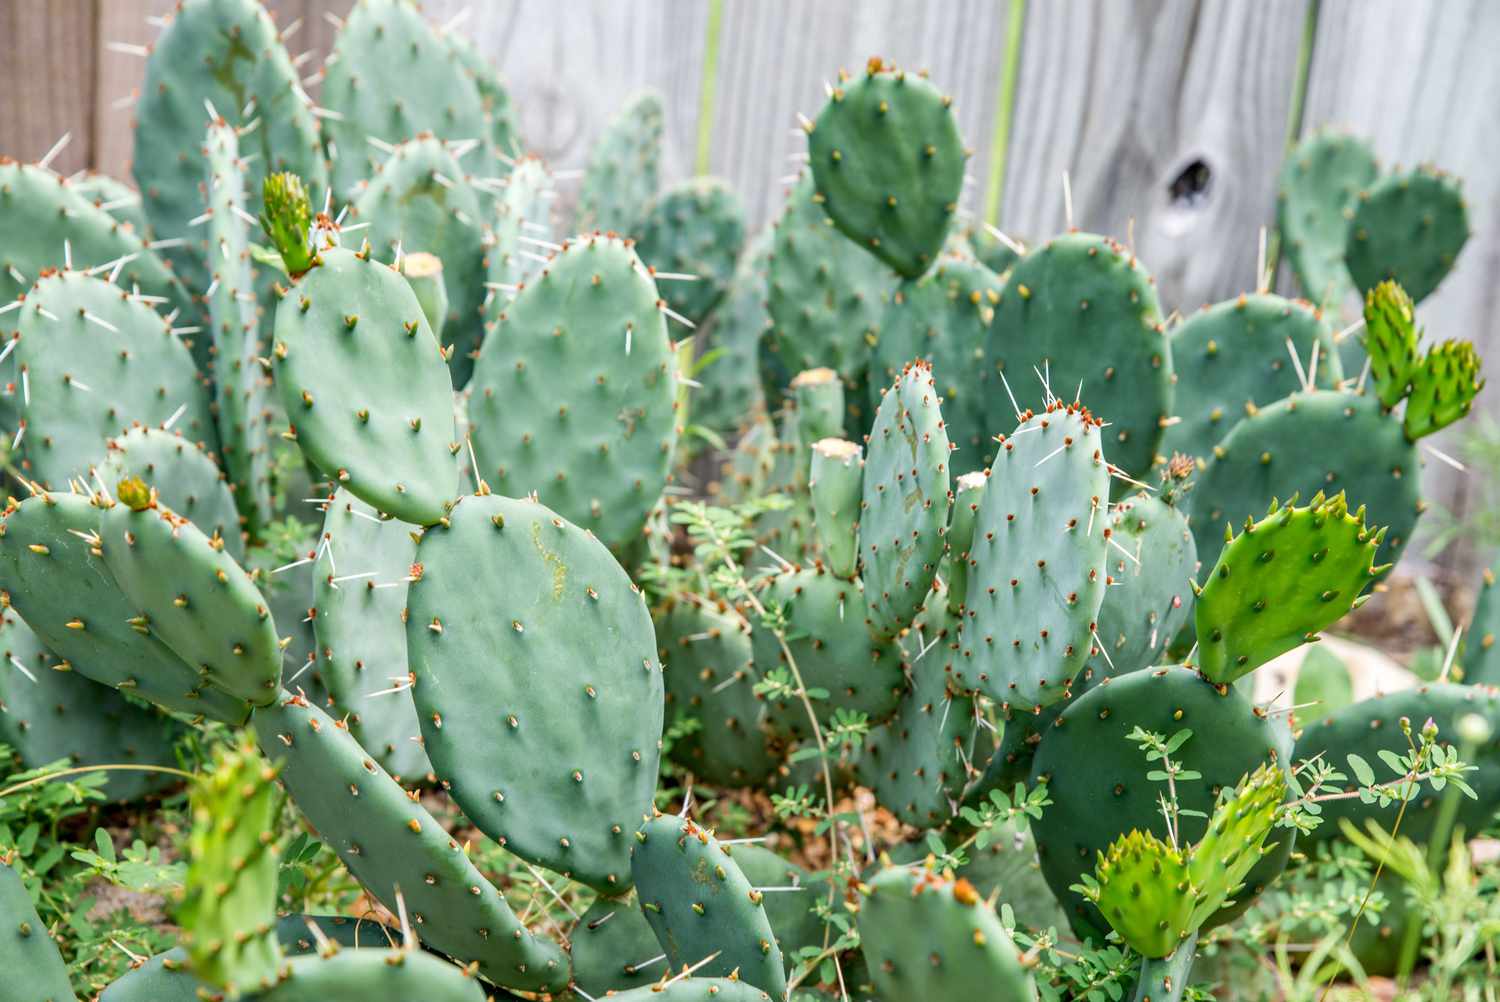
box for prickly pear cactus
[1162,293,1343,467]
[636,177,747,325]
[97,426,244,562]
[606,980,774,1002]
[255,948,487,1002]
[407,492,662,892]
[808,438,862,579]
[133,0,328,302]
[0,854,77,1002]
[571,894,665,997]
[175,741,281,995]
[13,269,215,492]
[320,0,489,199]
[631,811,787,999]
[312,489,427,778]
[807,58,967,277]
[1363,281,1422,409]
[468,236,678,551]
[577,90,664,234]
[949,401,1109,709]
[1277,131,1379,309]
[252,692,569,993]
[1346,166,1469,304]
[856,861,1033,1001]
[352,136,488,385]
[0,491,250,723]
[271,245,458,525]
[870,257,1006,465]
[1405,338,1483,440]
[99,482,281,707]
[1195,493,1383,685]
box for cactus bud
[260,171,316,277]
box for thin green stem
[983,0,1028,226]
[1265,0,1322,285]
[695,0,725,177]
[0,763,194,800]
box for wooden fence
[3,0,1498,580]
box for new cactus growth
[1404,338,1483,440]
[1363,281,1422,408]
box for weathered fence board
[1,0,98,175]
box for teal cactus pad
[950,401,1110,709]
[1295,683,1500,851]
[1087,493,1196,681]
[808,438,862,580]
[407,492,662,892]
[0,161,196,336]
[1189,389,1419,576]
[0,857,76,1002]
[752,566,905,739]
[807,60,967,278]
[252,692,569,992]
[696,230,770,433]
[1465,566,1500,686]
[97,426,244,562]
[202,120,274,532]
[444,32,521,169]
[856,862,1033,1001]
[312,488,427,778]
[606,980,773,1002]
[577,90,664,234]
[571,894,665,996]
[869,257,1006,466]
[256,949,487,1002]
[858,360,951,638]
[468,235,678,551]
[133,0,327,305]
[944,470,986,614]
[0,491,248,722]
[483,156,555,323]
[1029,666,1293,943]
[272,245,458,525]
[0,610,180,803]
[14,269,215,492]
[657,598,777,788]
[99,490,280,707]
[1405,338,1483,440]
[631,812,787,998]
[636,177,747,325]
[250,524,326,713]
[763,172,894,426]
[730,844,830,962]
[70,172,148,236]
[1346,167,1469,304]
[989,232,1171,479]
[1277,132,1379,309]
[1162,293,1343,467]
[1195,493,1382,685]
[352,137,488,385]
[320,0,488,200]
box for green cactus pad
[1131,938,1197,1002]
[175,740,281,995]
[1184,763,1286,929]
[483,156,555,318]
[99,490,281,706]
[1294,683,1500,851]
[321,0,488,200]
[353,137,488,386]
[1363,281,1422,409]
[943,470,986,615]
[577,90,664,234]
[571,894,668,996]
[605,980,774,1002]
[951,821,1071,935]
[1405,339,1483,440]
[856,861,1033,1001]
[201,121,276,535]
[657,598,777,788]
[1089,828,1194,958]
[1464,566,1500,686]
[789,369,846,454]
[253,523,328,714]
[1276,132,1379,309]
[1189,390,1419,576]
[133,0,327,307]
[730,844,830,961]
[636,177,747,325]
[407,492,662,892]
[401,252,449,344]
[252,692,569,992]
[274,914,399,954]
[808,438,862,580]
[444,33,520,169]
[990,232,1171,479]
[0,610,181,803]
[14,269,215,492]
[312,488,427,778]
[468,235,678,551]
[870,258,1006,465]
[256,948,487,1002]
[0,856,76,1002]
[753,566,905,739]
[1195,492,1383,685]
[0,491,249,722]
[1087,493,1196,682]
[1029,666,1293,943]
[950,401,1110,709]
[695,232,771,433]
[71,172,148,235]
[0,161,196,337]
[97,426,244,562]
[272,245,458,525]
[807,60,966,278]
[859,360,951,637]
[1161,293,1343,467]
[631,811,787,998]
[763,172,894,425]
[1346,166,1469,304]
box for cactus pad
[1087,493,1196,682]
[0,855,76,1002]
[1346,166,1469,304]
[606,980,774,1002]
[256,948,487,1002]
[1276,131,1379,309]
[636,177,747,325]
[71,172,147,235]
[1405,338,1483,440]
[1363,281,1421,409]
[808,438,862,579]
[97,426,243,561]
[1465,566,1500,686]
[571,894,666,996]
[577,90,664,234]
[1088,828,1194,958]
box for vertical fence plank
[0,0,98,175]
